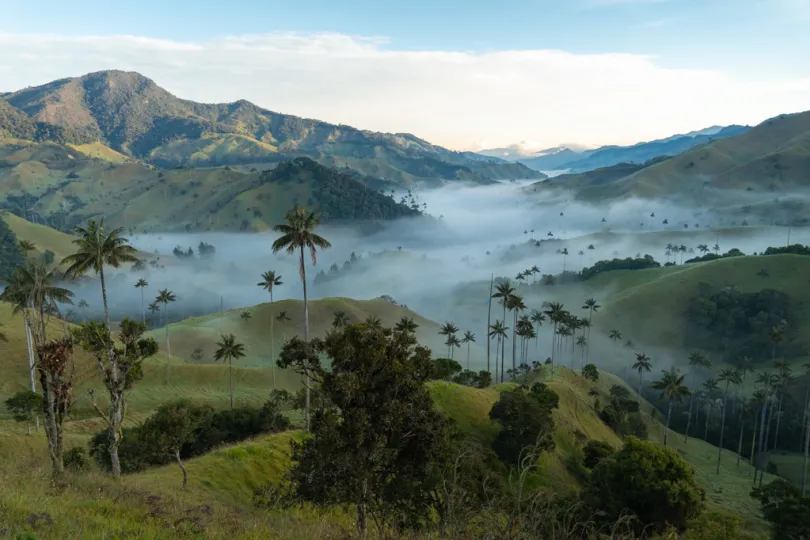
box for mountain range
[481,125,751,173]
[0,70,543,186]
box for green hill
[0,70,543,186]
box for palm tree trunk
[24,316,36,392]
[512,310,517,372]
[141,288,145,324]
[717,385,729,473]
[638,371,643,395]
[750,412,758,476]
[684,395,693,443]
[773,393,783,450]
[801,385,810,454]
[664,400,672,446]
[271,302,276,391]
[300,245,311,432]
[494,335,500,384]
[176,448,188,489]
[803,399,810,495]
[501,330,506,383]
[737,424,745,467]
[704,404,711,441]
[754,398,769,485]
[467,342,471,371]
[229,358,234,410]
[486,275,493,377]
[99,264,110,326]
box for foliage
[0,216,26,282]
[89,399,290,473]
[63,447,89,471]
[751,479,810,540]
[583,440,614,469]
[584,437,705,534]
[580,255,660,280]
[451,369,492,388]
[685,248,745,264]
[3,391,41,429]
[684,511,744,540]
[431,358,463,380]
[488,383,559,466]
[582,363,599,382]
[599,385,648,439]
[279,323,456,535]
[763,244,810,256]
[685,283,796,362]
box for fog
[65,180,810,374]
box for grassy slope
[69,142,129,163]
[0,210,77,261]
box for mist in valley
[64,180,810,376]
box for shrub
[489,383,558,465]
[583,440,614,469]
[684,511,743,539]
[582,363,599,382]
[752,479,810,540]
[64,447,89,471]
[584,437,705,533]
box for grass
[1,210,77,261]
[69,142,129,164]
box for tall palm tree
[576,335,587,367]
[754,372,777,486]
[492,281,515,375]
[214,334,246,410]
[507,294,526,371]
[135,278,148,324]
[394,316,418,334]
[364,316,383,330]
[530,265,540,284]
[461,331,476,371]
[19,239,36,258]
[716,368,742,473]
[486,274,494,379]
[61,218,138,326]
[652,368,690,446]
[257,270,283,391]
[581,297,600,363]
[240,311,252,324]
[447,334,462,361]
[702,378,719,441]
[147,301,160,328]
[332,310,349,329]
[632,353,652,395]
[272,206,331,431]
[801,363,810,495]
[489,320,508,383]
[530,309,545,352]
[77,299,89,323]
[543,301,565,377]
[439,322,459,358]
[684,351,711,443]
[156,289,177,358]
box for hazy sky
[1,0,808,150]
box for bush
[582,363,599,382]
[431,358,463,380]
[489,383,558,465]
[684,511,743,539]
[584,437,705,533]
[583,440,614,469]
[752,479,810,540]
[64,447,89,471]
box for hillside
[0,142,422,232]
[538,111,810,202]
[147,296,481,368]
[0,210,77,262]
[0,70,543,185]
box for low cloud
[1,32,809,150]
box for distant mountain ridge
[0,70,543,186]
[481,125,751,173]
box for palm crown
[271,206,331,280]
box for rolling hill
[0,141,423,232]
[0,70,543,186]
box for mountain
[533,111,810,204]
[0,70,543,186]
[0,138,422,233]
[516,125,751,173]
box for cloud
[0,31,809,150]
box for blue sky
[1,0,808,149]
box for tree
[394,316,418,334]
[543,301,565,377]
[240,311,252,324]
[582,297,600,363]
[19,239,36,257]
[280,323,454,536]
[257,270,283,390]
[272,205,331,431]
[147,301,160,328]
[214,334,246,411]
[140,400,211,489]
[77,298,89,323]
[489,383,558,466]
[62,218,138,326]
[134,278,148,324]
[489,320,508,383]
[35,336,77,476]
[583,440,614,469]
[4,391,41,435]
[492,281,515,377]
[752,479,810,540]
[461,330,476,371]
[507,294,526,372]
[74,318,158,477]
[438,321,459,358]
[584,437,705,534]
[684,351,711,443]
[582,363,599,382]
[702,378,719,441]
[716,368,742,473]
[633,353,652,395]
[651,368,690,446]
[530,309,545,352]
[332,310,349,329]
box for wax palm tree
[257,270,283,390]
[530,265,540,284]
[633,353,652,395]
[652,368,690,446]
[543,301,565,377]
[461,331,476,370]
[134,278,148,324]
[77,298,89,323]
[332,310,349,329]
[608,329,622,344]
[439,321,459,357]
[18,239,36,257]
[801,363,810,495]
[214,334,246,410]
[716,368,742,472]
[240,311,252,324]
[446,334,462,360]
[702,378,719,440]
[61,218,138,326]
[147,301,160,327]
[272,205,331,431]
[156,289,177,358]
[683,351,711,443]
[530,309,545,351]
[492,281,515,372]
[394,316,418,334]
[364,316,383,330]
[754,372,777,486]
[581,297,599,362]
[507,294,526,371]
[489,320,508,383]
